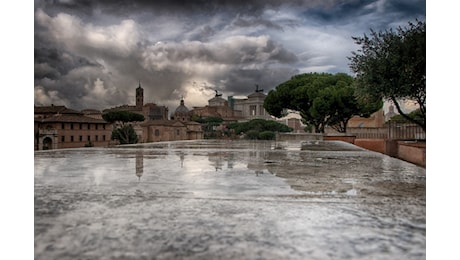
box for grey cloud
[35,0,338,20]
[220,66,299,95]
[232,16,284,31]
[300,0,425,29]
[34,0,425,111]
[142,36,298,69]
[34,62,61,80]
[34,47,100,79]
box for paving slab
[34,140,426,259]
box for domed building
[171,98,191,122]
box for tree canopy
[102,110,145,144]
[263,72,382,133]
[388,108,424,124]
[349,20,426,130]
[227,119,292,140]
[102,110,145,124]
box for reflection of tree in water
[135,152,143,181]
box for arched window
[154,129,160,136]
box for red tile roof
[140,120,185,127]
[34,105,80,114]
[40,114,108,124]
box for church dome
[175,99,189,113]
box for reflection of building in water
[208,152,225,171]
[246,145,268,176]
[135,152,143,181]
[227,153,235,169]
[247,159,265,176]
[178,152,185,168]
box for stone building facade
[141,97,204,143]
[102,82,169,121]
[347,108,385,128]
[140,120,203,142]
[189,94,242,122]
[228,86,271,122]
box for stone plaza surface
[34,140,426,259]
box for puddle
[35,139,426,259]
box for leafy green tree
[264,73,381,133]
[191,116,223,138]
[258,131,276,140]
[227,119,292,139]
[102,111,145,144]
[388,108,424,123]
[349,20,426,131]
[111,125,138,144]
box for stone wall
[241,132,426,167]
[277,133,323,141]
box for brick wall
[397,142,426,167]
[323,135,356,144]
[353,139,386,154]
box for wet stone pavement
[34,140,426,260]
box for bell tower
[136,81,144,109]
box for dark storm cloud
[222,66,299,95]
[34,0,425,111]
[34,47,99,79]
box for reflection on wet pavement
[35,140,425,259]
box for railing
[347,122,425,140]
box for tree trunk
[390,97,426,131]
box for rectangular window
[79,136,82,141]
[96,124,98,130]
[103,135,106,141]
[103,124,106,130]
[176,129,180,135]
[250,105,257,116]
[87,124,90,129]
[61,136,65,142]
[70,136,74,142]
[259,105,264,116]
[61,123,65,129]
[88,136,91,141]
[95,135,99,141]
[70,123,74,130]
[79,123,82,130]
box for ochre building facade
[35,105,112,150]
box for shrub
[245,130,259,140]
[258,131,275,140]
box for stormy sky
[34,0,426,112]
